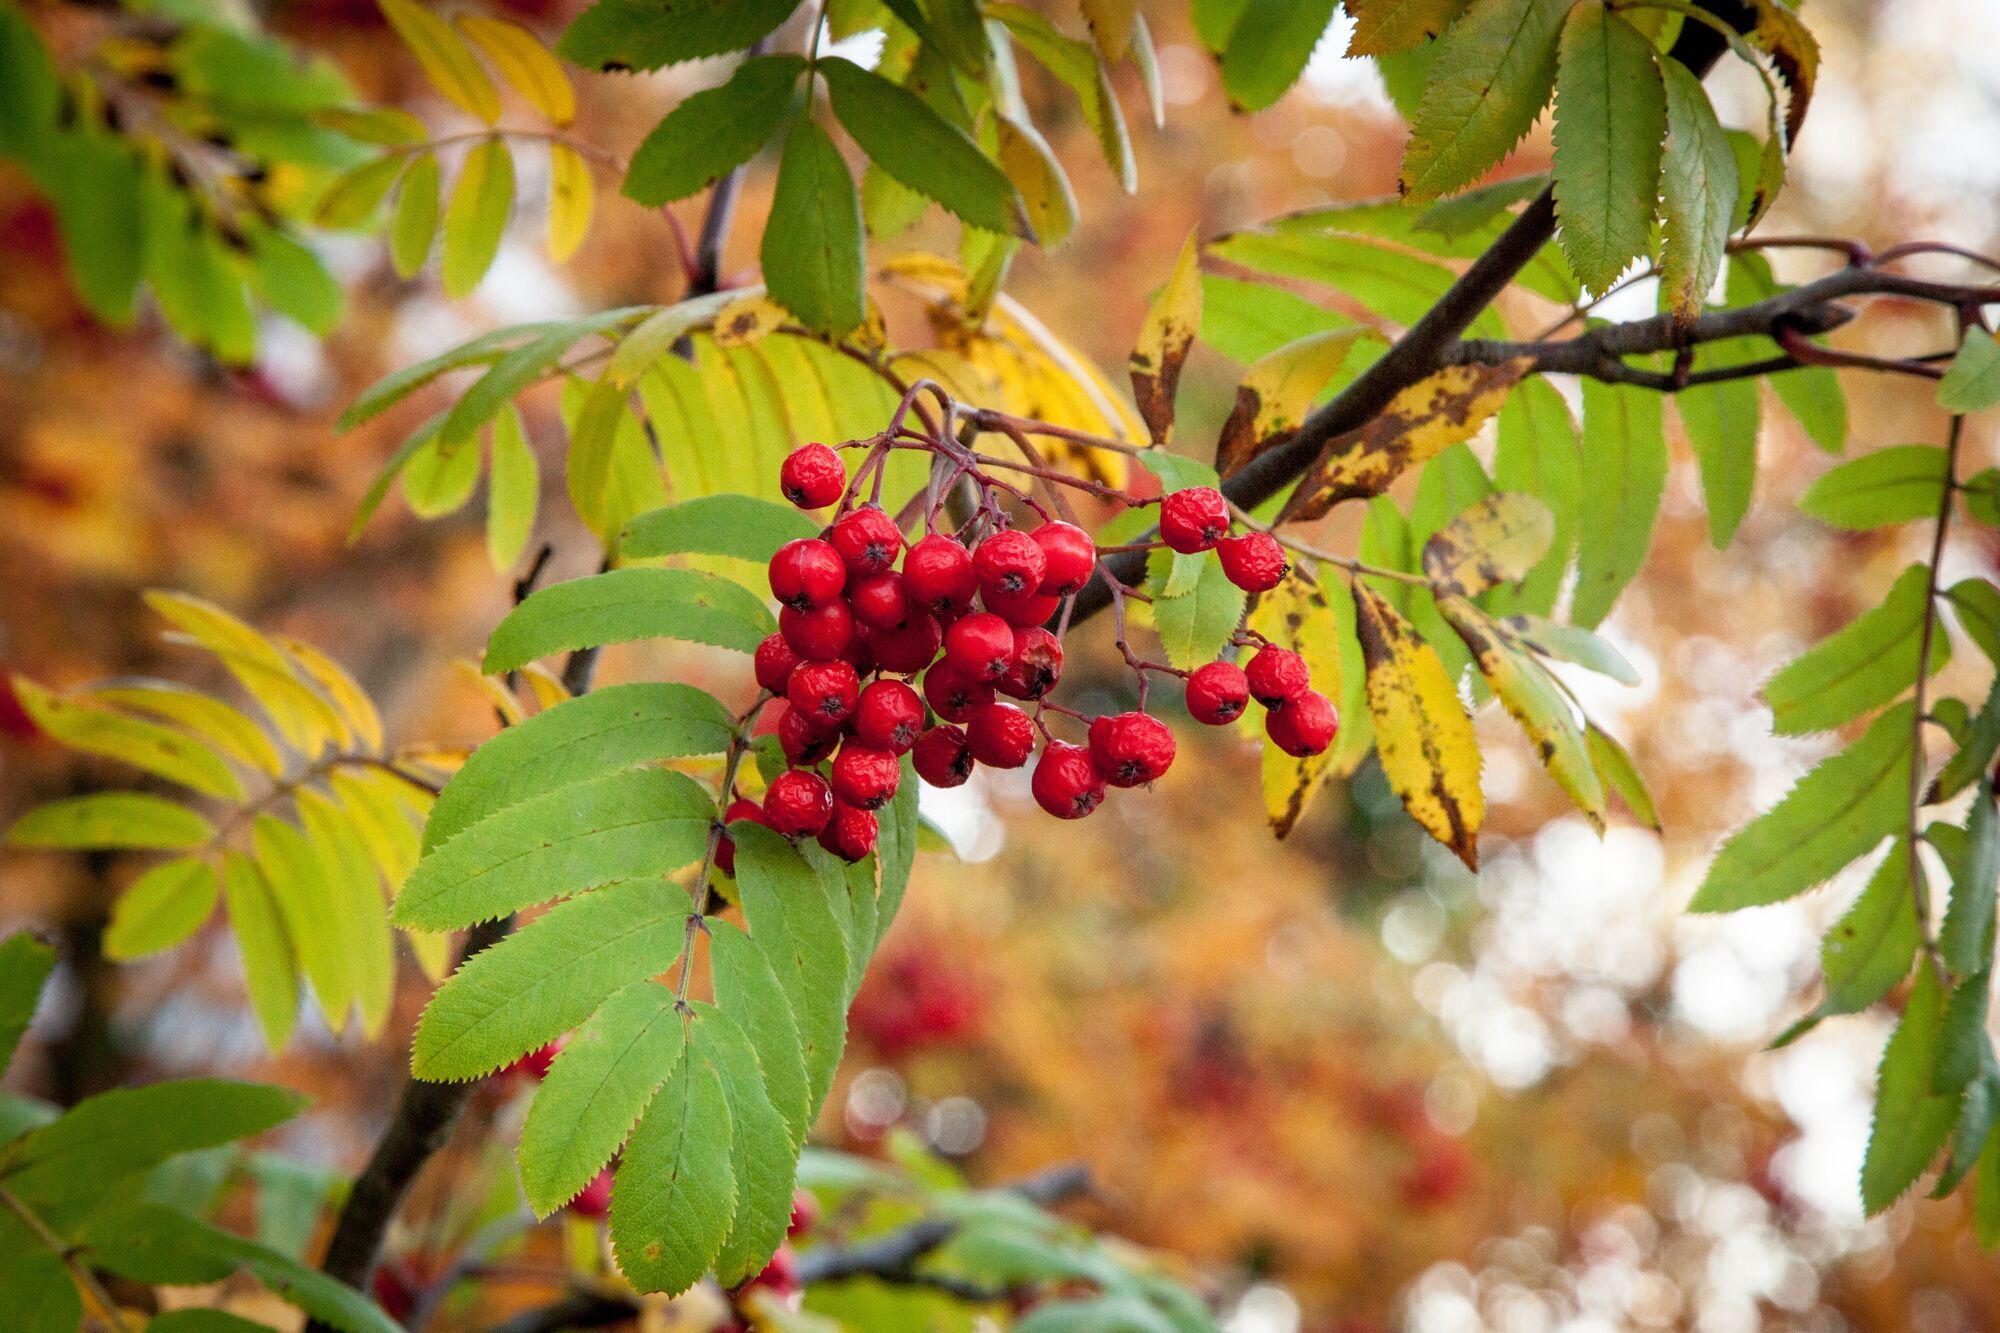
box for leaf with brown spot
[712,292,789,347]
[1346,0,1471,58]
[1249,569,1354,836]
[1420,492,1555,598]
[1747,0,1817,145]
[1282,358,1529,523]
[1353,582,1484,868]
[1216,327,1379,479]
[1129,229,1203,444]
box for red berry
[842,630,878,678]
[786,659,859,730]
[1217,532,1287,592]
[982,585,1062,628]
[998,626,1063,700]
[754,634,803,695]
[943,611,1015,681]
[903,534,977,614]
[1160,487,1230,554]
[912,725,974,788]
[739,1246,800,1301]
[1186,661,1250,725]
[817,801,880,862]
[966,702,1036,768]
[372,1266,417,1322]
[869,611,943,674]
[923,661,995,723]
[1031,741,1106,819]
[567,1167,614,1219]
[787,1191,820,1239]
[1266,689,1337,756]
[853,679,925,753]
[828,506,903,575]
[831,742,901,810]
[777,703,841,766]
[769,538,846,609]
[849,571,910,629]
[1088,711,1177,788]
[780,443,846,509]
[972,529,1047,597]
[507,1037,565,1081]
[764,770,834,837]
[779,600,855,662]
[1032,521,1096,597]
[716,797,770,876]
[1245,645,1311,708]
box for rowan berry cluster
[723,393,1337,857]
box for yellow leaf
[296,788,395,1037]
[519,662,572,711]
[456,15,575,125]
[1352,582,1484,868]
[1129,228,1203,445]
[1419,492,1555,598]
[454,659,525,727]
[712,291,791,347]
[379,0,500,124]
[279,636,386,754]
[14,677,243,800]
[1080,0,1141,58]
[546,142,594,263]
[1283,358,1528,523]
[995,114,1078,250]
[88,682,285,777]
[1216,328,1378,479]
[1249,571,1346,837]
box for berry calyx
[913,725,974,788]
[903,534,977,614]
[1087,711,1177,787]
[852,679,925,753]
[966,702,1035,769]
[943,611,1015,681]
[769,538,846,610]
[764,770,834,837]
[1245,645,1311,708]
[922,661,995,723]
[786,659,859,730]
[1031,741,1106,819]
[998,626,1063,700]
[715,797,770,876]
[828,506,903,575]
[1160,487,1230,554]
[848,571,911,630]
[754,634,804,696]
[779,600,855,662]
[817,801,879,862]
[830,742,901,810]
[1266,689,1337,756]
[972,529,1047,597]
[777,704,840,767]
[869,612,943,674]
[1217,532,1288,592]
[1186,661,1250,725]
[780,443,846,510]
[1031,521,1096,597]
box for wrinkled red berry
[842,630,878,678]
[966,702,1035,769]
[853,679,925,753]
[1217,532,1287,592]
[764,770,834,837]
[786,659,859,730]
[1160,486,1230,554]
[754,634,803,695]
[923,661,995,723]
[567,1167,614,1218]
[777,703,841,766]
[943,611,1015,681]
[780,443,846,510]
[913,724,975,788]
[779,600,855,662]
[982,585,1062,628]
[849,571,911,630]
[1245,645,1311,708]
[817,801,879,862]
[787,1190,820,1239]
[828,506,903,575]
[1186,661,1250,725]
[1266,689,1337,756]
[869,611,943,674]
[998,626,1063,700]
[903,534,977,614]
[1088,711,1177,787]
[831,742,901,810]
[972,529,1047,597]
[1031,521,1096,597]
[716,797,770,876]
[1031,741,1105,819]
[769,538,847,610]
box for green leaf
[0,1079,303,1204]
[148,1313,276,1333]
[1940,329,2000,414]
[1147,548,1249,670]
[79,1203,239,1285]
[1799,445,1950,530]
[874,754,920,948]
[1217,0,1339,111]
[390,151,441,278]
[1771,365,1847,453]
[441,137,514,299]
[221,853,298,1051]
[1949,579,2000,670]
[401,428,481,519]
[1939,780,1999,979]
[1861,964,1963,1215]
[127,1214,401,1333]
[520,979,686,1215]
[708,920,812,1150]
[1690,702,1915,913]
[621,495,820,564]
[251,815,351,1026]
[1501,615,1638,685]
[762,120,866,339]
[1571,379,1666,629]
[105,858,220,961]
[1819,844,1922,1015]
[1676,343,1761,548]
[1486,376,1580,618]
[7,793,213,850]
[820,57,1027,238]
[1550,4,1665,293]
[1935,970,1992,1096]
[486,402,539,570]
[247,226,342,336]
[424,683,733,851]
[411,309,647,443]
[413,878,692,1082]
[396,768,713,931]
[316,154,407,229]
[1762,564,1946,736]
[0,1250,80,1333]
[609,1024,736,1295]
[1936,1067,1999,1197]
[694,1001,797,1285]
[1656,55,1737,319]
[483,568,774,673]
[1400,0,1570,203]
[732,826,850,1113]
[1444,600,1604,827]
[992,7,1136,193]
[1935,678,2000,804]
[559,0,801,71]
[625,56,803,205]
[0,933,56,1077]
[47,129,145,324]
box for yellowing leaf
[456,15,576,125]
[995,113,1078,250]
[13,678,242,800]
[519,662,571,711]
[1129,228,1203,445]
[547,142,593,263]
[87,682,284,777]
[1080,0,1142,59]
[1283,358,1528,523]
[1250,571,1345,837]
[1419,492,1555,598]
[279,636,385,754]
[713,291,791,347]
[1346,0,1469,57]
[1586,721,1659,829]
[454,659,525,727]
[442,137,515,298]
[1748,0,1817,145]
[145,591,344,757]
[1353,582,1484,868]
[1215,328,1377,479]
[380,0,500,124]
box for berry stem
[673,697,764,1005]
